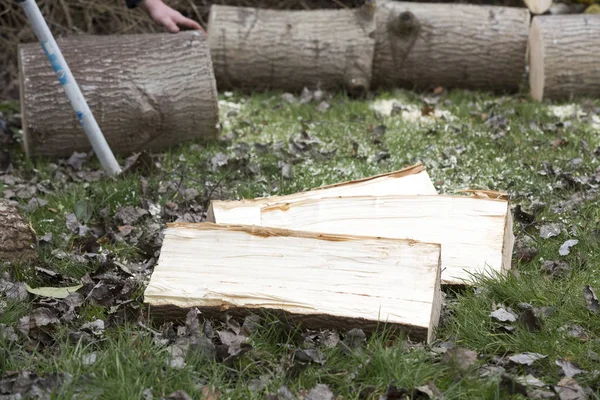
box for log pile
[145,163,515,342]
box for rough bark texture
[529,15,600,101]
[18,31,219,158]
[207,4,377,94]
[0,200,37,264]
[373,0,530,91]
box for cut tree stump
[18,31,218,158]
[373,0,530,91]
[529,14,600,101]
[144,222,443,343]
[0,200,37,264]
[207,162,438,225]
[523,0,552,14]
[206,4,376,94]
[210,194,514,286]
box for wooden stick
[144,222,443,343]
[372,0,530,91]
[18,31,219,157]
[207,162,438,225]
[529,14,600,101]
[206,4,376,94]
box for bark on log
[372,0,530,91]
[0,200,37,264]
[18,31,219,158]
[144,222,443,344]
[529,14,600,101]
[206,4,377,94]
[523,0,552,14]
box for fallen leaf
[306,384,334,400]
[583,285,599,313]
[554,377,587,400]
[491,308,518,322]
[114,206,148,225]
[559,239,578,256]
[541,260,571,278]
[25,283,83,299]
[67,151,88,170]
[415,381,442,398]
[556,359,584,377]
[74,199,93,224]
[341,328,366,353]
[540,223,562,239]
[508,352,547,366]
[441,347,478,372]
[518,309,541,332]
[5,282,28,301]
[316,101,330,112]
[558,324,588,341]
[515,374,546,388]
[276,385,296,400]
[528,389,557,399]
[499,374,528,396]
[380,383,410,400]
[294,348,326,365]
[81,352,97,366]
[200,386,221,400]
[166,390,193,400]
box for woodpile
[145,163,515,342]
[528,14,600,101]
[18,31,219,157]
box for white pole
[18,0,122,176]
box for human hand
[139,0,206,35]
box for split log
[523,0,552,14]
[18,31,218,158]
[528,14,600,101]
[206,4,377,94]
[210,194,514,286]
[208,162,438,225]
[0,200,37,264]
[372,0,530,91]
[144,222,443,343]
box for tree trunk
[372,0,530,91]
[18,31,219,158]
[206,4,377,94]
[523,0,552,14]
[528,14,600,101]
[208,162,438,225]
[0,200,37,264]
[144,222,443,344]
[210,193,515,286]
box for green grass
[1,88,600,399]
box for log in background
[18,31,219,157]
[2,0,526,100]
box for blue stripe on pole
[41,40,68,85]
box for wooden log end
[528,17,545,101]
[0,200,38,265]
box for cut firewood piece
[18,31,218,157]
[208,162,437,225]
[529,14,600,101]
[144,222,443,343]
[0,199,37,264]
[206,4,376,94]
[373,0,530,91]
[523,0,552,14]
[215,194,514,286]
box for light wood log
[18,31,219,158]
[0,200,37,264]
[206,4,376,94]
[372,0,530,91]
[529,14,600,101]
[210,194,514,286]
[207,162,438,225]
[144,222,443,343]
[524,0,552,14]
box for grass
[1,87,600,399]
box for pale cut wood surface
[373,0,530,91]
[207,162,437,225]
[219,195,514,286]
[206,4,376,94]
[18,31,219,157]
[523,0,552,14]
[528,14,600,101]
[0,199,37,264]
[144,222,442,343]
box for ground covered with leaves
[1,88,600,399]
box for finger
[161,17,180,33]
[173,13,204,31]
